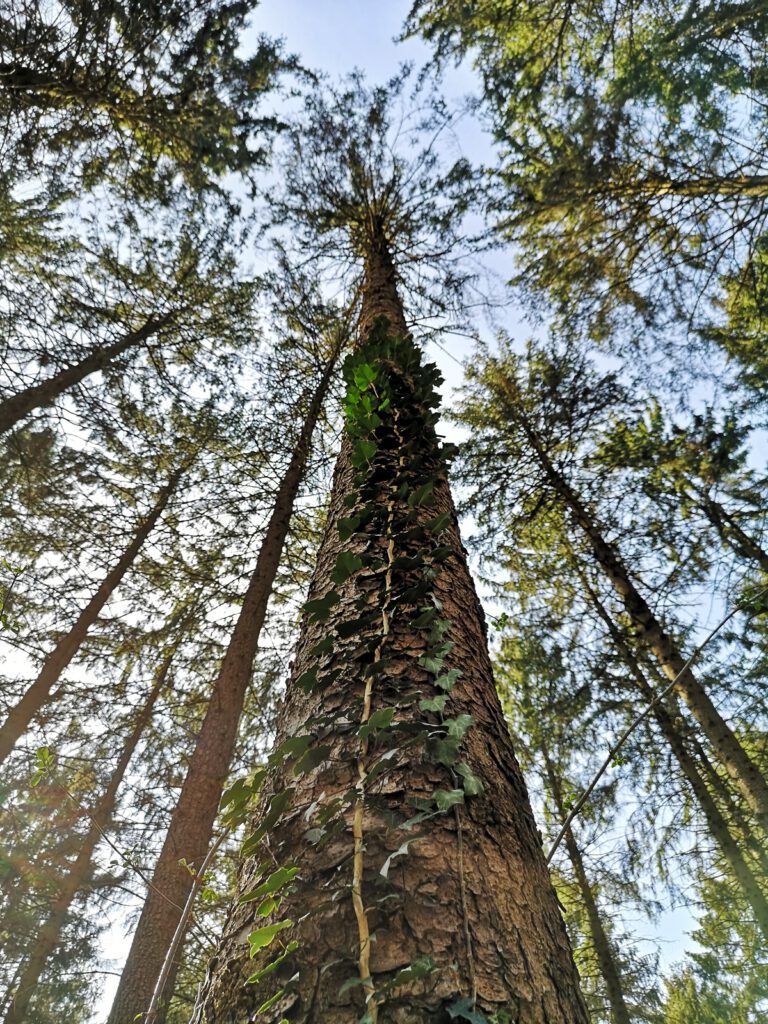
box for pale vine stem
[145,829,229,1022]
[546,587,768,865]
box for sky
[91,1,697,1017]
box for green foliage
[407,0,768,350]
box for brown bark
[191,236,588,1023]
[0,317,165,436]
[583,579,768,936]
[541,747,632,1024]
[2,647,175,1024]
[518,415,768,832]
[107,347,341,1024]
[0,472,179,767]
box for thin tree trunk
[0,317,167,435]
[2,646,176,1024]
[107,342,343,1024]
[191,234,587,1023]
[541,746,632,1024]
[696,492,768,573]
[518,414,768,831]
[582,578,768,935]
[0,472,180,767]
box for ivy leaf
[337,516,361,541]
[434,788,465,812]
[295,665,318,693]
[359,706,395,738]
[242,789,294,856]
[411,607,439,628]
[446,998,489,1022]
[245,941,299,985]
[353,362,377,389]
[247,919,293,956]
[365,747,399,783]
[331,551,364,585]
[269,735,311,768]
[293,744,332,776]
[351,438,377,467]
[425,510,451,533]
[380,840,414,878]
[308,636,334,658]
[456,761,484,797]
[388,956,438,986]
[338,975,367,995]
[240,866,300,906]
[305,590,340,622]
[435,669,461,691]
[446,714,474,740]
[407,481,435,507]
[430,736,461,767]
[419,694,449,713]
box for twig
[546,588,768,864]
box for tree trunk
[696,492,768,574]
[0,471,180,767]
[107,344,342,1024]
[190,234,587,1023]
[518,416,768,832]
[0,317,166,435]
[541,747,632,1024]
[2,646,175,1024]
[582,578,768,936]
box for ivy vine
[221,320,485,1022]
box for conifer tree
[191,77,586,1024]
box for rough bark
[191,236,588,1024]
[519,417,768,833]
[583,580,768,936]
[0,472,179,767]
[0,317,166,436]
[107,348,340,1024]
[2,648,174,1024]
[541,748,632,1024]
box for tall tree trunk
[582,577,768,935]
[0,317,166,435]
[540,746,632,1024]
[0,471,180,766]
[191,234,587,1023]
[517,414,768,832]
[2,645,176,1024]
[107,344,342,1024]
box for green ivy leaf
[456,761,484,797]
[447,997,489,1022]
[247,919,293,956]
[425,511,451,533]
[245,941,299,985]
[308,636,334,658]
[337,516,361,541]
[359,706,395,738]
[242,789,294,856]
[407,481,435,507]
[293,744,332,776]
[446,714,474,740]
[305,590,340,622]
[331,550,364,585]
[419,694,449,713]
[240,865,299,906]
[434,788,465,812]
[435,668,461,691]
